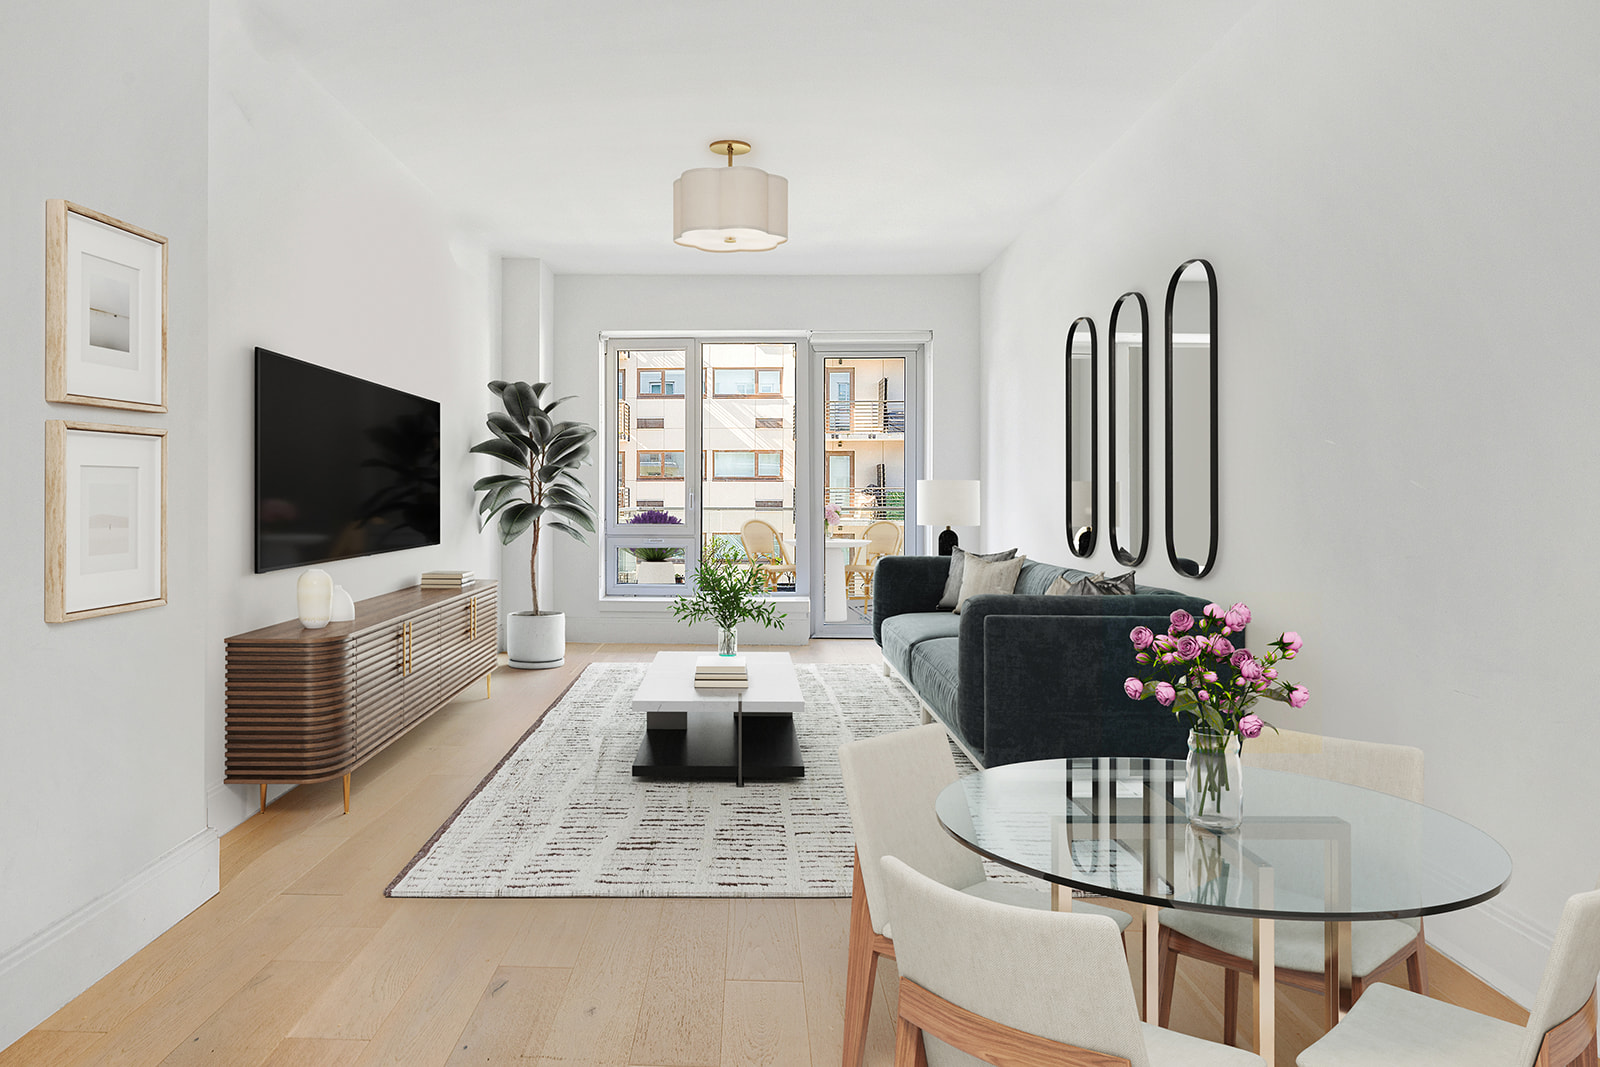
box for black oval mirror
[1164,259,1217,578]
[1065,316,1097,558]
[1108,292,1149,567]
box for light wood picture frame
[46,200,168,412]
[45,421,168,623]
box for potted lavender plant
[627,509,683,585]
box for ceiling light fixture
[673,140,788,253]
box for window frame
[712,449,784,481]
[637,368,688,398]
[710,366,785,399]
[636,450,686,481]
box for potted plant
[471,380,597,669]
[627,509,683,585]
[671,535,785,656]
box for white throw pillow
[953,555,1027,614]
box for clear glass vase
[1186,727,1243,831]
[717,625,738,657]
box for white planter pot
[635,561,678,585]
[507,610,565,669]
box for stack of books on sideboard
[694,655,748,689]
[421,570,474,589]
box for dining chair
[839,722,1134,1067]
[1159,730,1429,1045]
[844,519,902,606]
[1297,879,1600,1067]
[739,518,794,587]
[880,854,1265,1066]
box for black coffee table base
[632,711,804,786]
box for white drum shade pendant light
[673,139,788,252]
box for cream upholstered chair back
[881,855,1151,1067]
[1242,728,1424,803]
[739,518,787,564]
[838,724,985,937]
[1516,881,1600,1066]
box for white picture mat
[62,429,162,613]
[63,212,162,405]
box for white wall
[0,0,215,1046]
[205,0,499,833]
[527,274,980,643]
[980,0,1600,1004]
[498,258,554,627]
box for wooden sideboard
[225,582,498,813]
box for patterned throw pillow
[938,546,1019,610]
[1046,570,1137,596]
[953,555,1028,614]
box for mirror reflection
[1165,259,1217,577]
[1108,292,1148,567]
[1065,317,1097,557]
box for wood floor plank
[440,966,568,1066]
[79,893,338,1067]
[157,960,342,1066]
[500,899,598,969]
[530,899,664,1067]
[286,775,477,896]
[287,900,464,1041]
[720,981,811,1067]
[274,926,378,965]
[258,1039,367,1067]
[726,900,801,982]
[348,900,527,1065]
[0,1029,106,1066]
[631,900,729,1067]
[795,897,896,1067]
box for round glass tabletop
[935,758,1512,921]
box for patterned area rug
[388,661,943,898]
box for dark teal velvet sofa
[873,555,1229,768]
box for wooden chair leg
[894,1014,928,1067]
[1158,926,1180,1028]
[1223,968,1240,1047]
[844,853,881,1067]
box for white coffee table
[630,651,805,786]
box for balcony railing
[826,399,906,435]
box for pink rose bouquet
[1121,603,1308,748]
[823,503,841,527]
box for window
[711,367,783,397]
[714,450,782,480]
[637,451,685,479]
[638,369,686,396]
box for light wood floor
[5,640,1527,1067]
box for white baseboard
[1426,894,1551,1010]
[0,827,219,1049]
[206,778,295,838]
[566,615,810,646]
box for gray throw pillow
[938,546,1019,610]
[1046,570,1137,596]
[953,555,1027,614]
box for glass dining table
[934,757,1512,1067]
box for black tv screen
[255,348,441,572]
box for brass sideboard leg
[259,783,267,814]
[486,671,492,699]
[342,774,351,814]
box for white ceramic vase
[296,569,333,629]
[330,585,356,622]
[507,610,565,669]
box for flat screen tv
[255,348,440,572]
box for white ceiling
[242,0,1257,274]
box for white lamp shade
[916,480,981,528]
[674,165,788,252]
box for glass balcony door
[811,348,922,637]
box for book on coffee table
[695,655,746,674]
[692,677,751,689]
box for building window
[638,369,687,396]
[714,450,782,480]
[637,451,685,479]
[636,417,665,429]
[711,367,783,397]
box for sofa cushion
[1013,560,1091,596]
[881,612,961,678]
[1048,570,1137,596]
[937,547,1017,609]
[906,637,970,750]
[953,555,1027,613]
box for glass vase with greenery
[671,536,785,655]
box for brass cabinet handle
[468,596,476,639]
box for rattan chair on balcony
[843,519,901,606]
[739,518,795,589]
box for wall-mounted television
[255,348,441,573]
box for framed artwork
[45,421,167,623]
[46,200,168,412]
